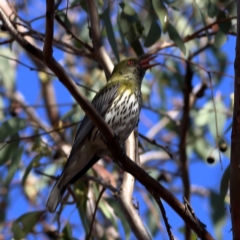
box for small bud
[207,156,215,164]
[218,138,228,152]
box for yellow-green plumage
[46,56,156,213]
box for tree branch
[179,61,192,240]
[86,0,113,78]
[230,1,240,239]
[118,131,152,240]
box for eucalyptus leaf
[0,133,19,166]
[214,30,227,48]
[56,12,72,30]
[207,0,219,18]
[22,154,43,186]
[0,48,16,91]
[61,222,74,240]
[118,2,144,55]
[218,11,232,34]
[74,180,90,232]
[0,95,4,120]
[167,23,186,55]
[152,0,169,32]
[0,118,26,142]
[4,147,23,187]
[12,211,44,239]
[210,191,226,240]
[144,18,161,47]
[219,164,230,199]
[102,7,119,62]
[107,198,131,239]
[193,0,210,40]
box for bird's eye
[127,60,135,66]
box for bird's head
[110,55,158,84]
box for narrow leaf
[167,23,186,55]
[152,0,169,32]
[62,222,73,240]
[144,18,161,47]
[4,147,23,187]
[102,7,120,61]
[22,154,43,186]
[193,0,210,40]
[0,118,26,141]
[118,3,144,56]
[220,164,230,199]
[217,11,232,34]
[214,30,227,48]
[207,0,219,18]
[0,133,19,166]
[12,211,44,239]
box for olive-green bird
[46,55,157,213]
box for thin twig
[55,14,93,52]
[139,133,173,159]
[152,193,174,240]
[87,187,106,240]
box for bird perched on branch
[46,55,157,213]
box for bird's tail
[46,171,69,213]
[46,155,100,213]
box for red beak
[140,54,158,70]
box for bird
[46,55,157,213]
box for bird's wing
[69,82,120,157]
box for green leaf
[210,191,226,240]
[22,154,43,186]
[217,11,232,34]
[0,48,16,91]
[119,2,139,22]
[193,0,210,40]
[56,12,72,30]
[210,191,226,222]
[193,137,212,161]
[220,164,230,199]
[195,99,226,138]
[118,3,144,56]
[102,7,120,62]
[0,134,19,166]
[214,30,227,48]
[99,200,117,229]
[208,99,226,138]
[144,18,161,47]
[0,118,26,142]
[209,47,227,83]
[0,95,4,121]
[152,0,169,32]
[107,198,131,239]
[12,211,44,239]
[4,147,23,187]
[74,180,90,232]
[207,0,219,18]
[167,23,186,55]
[61,222,73,240]
[194,101,212,127]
